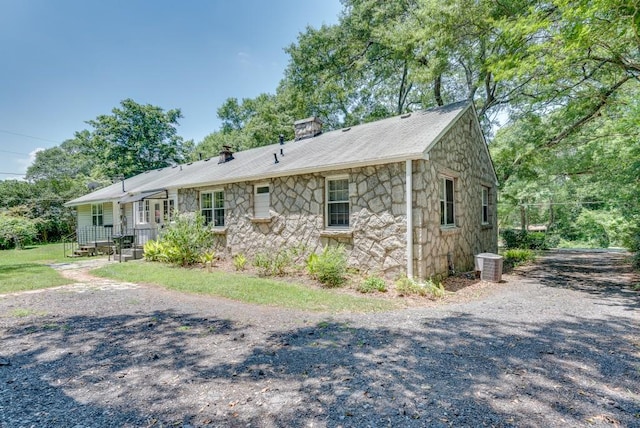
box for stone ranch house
[65,101,498,279]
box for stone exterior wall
[413,107,498,278]
[174,107,497,280]
[178,163,408,278]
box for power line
[0,149,31,156]
[0,172,25,176]
[517,201,607,207]
[0,129,61,144]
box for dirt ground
[0,250,638,427]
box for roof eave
[179,153,425,190]
[422,102,473,156]
[64,198,117,208]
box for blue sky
[0,0,342,178]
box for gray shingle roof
[66,101,471,206]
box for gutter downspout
[406,159,413,278]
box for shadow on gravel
[516,250,640,312]
[2,308,639,426]
[1,310,240,427]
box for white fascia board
[64,198,118,208]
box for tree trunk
[434,74,443,106]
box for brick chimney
[218,145,234,164]
[294,117,322,141]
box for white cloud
[15,147,44,173]
[237,51,252,66]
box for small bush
[200,250,216,272]
[395,275,445,298]
[143,240,165,262]
[358,275,387,293]
[141,213,215,266]
[233,253,247,271]
[306,245,347,287]
[0,214,38,249]
[501,229,550,250]
[253,248,293,276]
[503,248,535,267]
[526,232,547,250]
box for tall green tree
[85,99,193,178]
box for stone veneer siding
[412,107,498,278]
[178,163,408,278]
[176,107,497,279]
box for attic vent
[294,116,322,141]
[218,145,235,164]
[400,113,412,119]
[341,127,351,132]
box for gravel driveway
[1,250,638,427]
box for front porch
[65,226,159,261]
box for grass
[0,243,75,293]
[92,261,400,313]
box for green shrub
[526,232,547,250]
[503,248,535,267]
[0,215,38,249]
[306,245,347,287]
[150,213,214,266]
[395,275,445,298]
[143,239,165,261]
[200,250,216,272]
[252,248,293,276]
[545,233,561,249]
[501,229,549,250]
[233,253,247,271]
[358,275,387,293]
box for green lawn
[93,262,400,313]
[0,243,74,293]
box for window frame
[163,199,175,222]
[254,183,271,219]
[440,176,456,227]
[91,203,103,227]
[136,200,150,224]
[201,190,225,227]
[482,187,490,225]
[325,175,350,228]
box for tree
[85,99,193,178]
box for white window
[163,199,175,222]
[201,191,224,226]
[326,177,349,227]
[254,184,270,218]
[482,187,489,224]
[91,203,103,226]
[440,177,455,227]
[137,200,150,224]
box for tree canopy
[3,0,639,255]
[85,99,193,178]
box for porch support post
[405,159,413,279]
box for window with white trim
[137,200,150,224]
[254,184,270,218]
[440,177,455,227]
[91,203,103,226]
[201,191,225,226]
[163,199,175,222]
[482,187,489,224]
[326,177,349,227]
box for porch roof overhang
[118,189,168,204]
